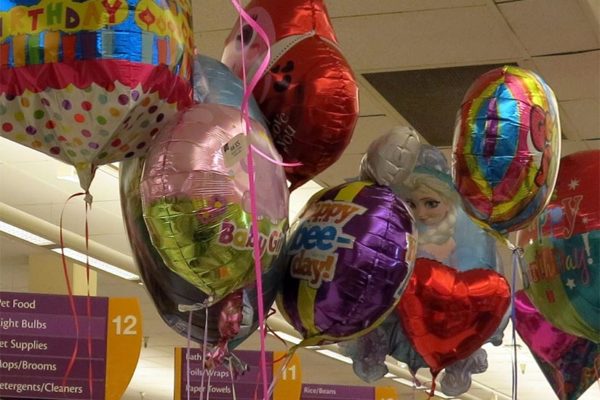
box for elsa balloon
[397,145,499,271]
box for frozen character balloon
[399,145,499,271]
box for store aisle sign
[0,291,142,400]
[302,384,398,400]
[174,348,397,400]
[174,349,302,400]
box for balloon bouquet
[340,128,510,396]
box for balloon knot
[84,192,93,205]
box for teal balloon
[193,54,267,126]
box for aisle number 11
[375,386,398,400]
[273,352,302,400]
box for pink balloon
[514,290,579,364]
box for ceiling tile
[498,0,599,56]
[315,153,364,187]
[332,6,522,72]
[560,98,600,140]
[345,115,401,154]
[194,30,231,60]
[325,0,486,17]
[532,50,600,101]
[192,0,239,32]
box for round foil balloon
[452,65,561,233]
[140,103,289,306]
[514,291,600,400]
[0,0,194,192]
[517,150,600,343]
[120,156,283,353]
[277,181,417,346]
[359,126,422,188]
[221,0,359,190]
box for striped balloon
[452,66,561,233]
[277,181,416,346]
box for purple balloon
[515,290,600,400]
[277,181,416,345]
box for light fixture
[1,202,140,282]
[0,221,54,246]
[51,247,140,281]
[315,349,353,364]
[268,330,302,345]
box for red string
[84,201,94,398]
[59,192,85,388]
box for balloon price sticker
[222,133,249,168]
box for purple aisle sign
[176,349,274,400]
[302,384,375,400]
[0,291,108,400]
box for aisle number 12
[112,315,138,335]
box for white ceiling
[1,1,599,399]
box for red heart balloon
[398,258,510,374]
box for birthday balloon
[140,103,289,306]
[398,258,510,374]
[0,0,194,192]
[514,291,600,400]
[120,156,284,354]
[452,66,561,233]
[517,150,600,342]
[277,181,417,346]
[222,0,359,190]
[192,54,266,126]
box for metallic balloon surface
[394,144,501,272]
[140,103,289,305]
[398,258,510,373]
[0,0,194,191]
[192,54,266,126]
[359,126,421,187]
[120,156,284,351]
[221,0,359,189]
[514,290,600,400]
[517,150,600,343]
[440,348,488,397]
[452,65,561,233]
[278,181,417,345]
[338,313,426,382]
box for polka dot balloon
[0,0,195,194]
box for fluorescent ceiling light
[51,247,140,281]
[269,331,302,345]
[315,349,353,364]
[0,221,54,246]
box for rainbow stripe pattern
[453,65,561,234]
